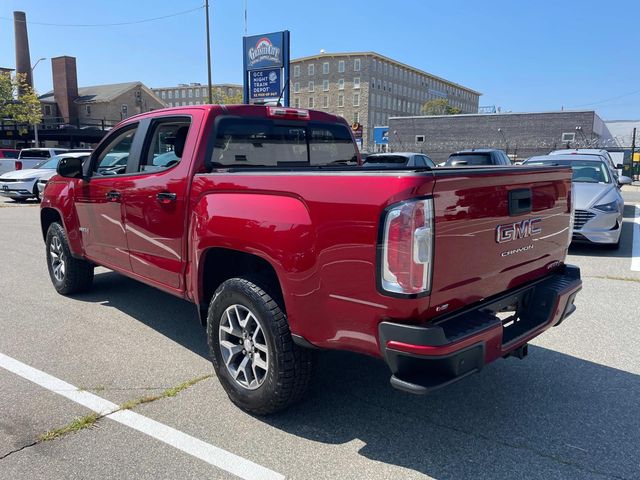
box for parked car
[524,154,632,248]
[445,149,512,166]
[0,148,70,176]
[0,149,19,159]
[0,152,88,202]
[549,149,622,177]
[363,152,435,168]
[41,104,581,414]
[36,152,91,197]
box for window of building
[138,119,191,173]
[85,105,91,116]
[353,94,360,107]
[308,97,315,108]
[188,90,193,98]
[294,65,300,77]
[168,91,173,99]
[160,91,166,99]
[202,88,207,97]
[338,78,345,90]
[323,96,329,108]
[383,80,387,91]
[337,94,344,107]
[294,82,300,93]
[44,104,52,116]
[323,80,329,91]
[338,60,345,73]
[179,90,184,98]
[354,58,361,71]
[308,64,315,76]
[174,90,179,98]
[121,104,128,117]
[189,101,193,105]
[323,62,329,74]
[195,89,200,98]
[353,77,360,89]
[377,79,381,90]
[308,81,315,92]
[294,97,300,108]
[353,112,359,124]
[182,101,186,106]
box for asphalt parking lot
[1,188,639,480]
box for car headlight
[593,201,618,213]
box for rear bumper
[379,265,582,394]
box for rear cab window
[210,118,357,169]
[19,149,51,159]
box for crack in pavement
[0,374,212,462]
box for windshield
[445,153,491,166]
[364,155,408,164]
[525,159,611,183]
[19,149,50,159]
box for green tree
[208,89,243,105]
[0,72,42,131]
[420,98,462,116]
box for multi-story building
[151,83,242,107]
[290,51,481,148]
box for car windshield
[363,155,408,164]
[445,153,491,166]
[525,159,611,183]
[19,149,51,159]
[35,155,66,169]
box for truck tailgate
[427,166,572,317]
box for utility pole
[205,0,213,104]
[631,127,637,181]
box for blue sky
[1,0,638,120]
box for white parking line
[633,205,640,272]
[0,352,284,480]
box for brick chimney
[13,11,32,93]
[52,56,79,124]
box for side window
[139,119,191,173]
[94,125,138,176]
[423,155,436,167]
[415,156,426,167]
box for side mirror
[616,163,624,170]
[57,156,84,179]
[618,175,633,186]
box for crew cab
[41,105,582,414]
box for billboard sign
[243,31,290,106]
[374,126,389,145]
[249,69,281,99]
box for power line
[573,88,640,107]
[0,5,204,27]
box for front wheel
[207,277,314,414]
[46,222,94,295]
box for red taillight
[381,199,433,295]
[266,106,310,120]
[15,161,22,170]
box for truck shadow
[76,273,639,479]
[568,204,636,259]
[264,348,640,479]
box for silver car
[524,154,632,248]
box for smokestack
[52,56,79,124]
[13,11,32,92]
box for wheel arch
[40,207,64,242]
[198,247,285,326]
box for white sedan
[0,152,90,202]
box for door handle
[106,190,121,202]
[156,192,177,204]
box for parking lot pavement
[0,193,639,479]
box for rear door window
[139,119,191,173]
[210,118,357,168]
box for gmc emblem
[496,218,542,244]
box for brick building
[151,83,242,107]
[38,56,165,129]
[289,51,480,148]
[387,110,612,163]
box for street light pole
[205,0,213,104]
[31,57,46,147]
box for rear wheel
[46,222,94,294]
[207,277,314,414]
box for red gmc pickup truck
[41,105,582,414]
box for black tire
[46,222,94,295]
[207,277,314,415]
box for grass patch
[120,374,212,410]
[38,412,101,442]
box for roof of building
[291,51,481,96]
[39,81,151,104]
[389,109,598,121]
